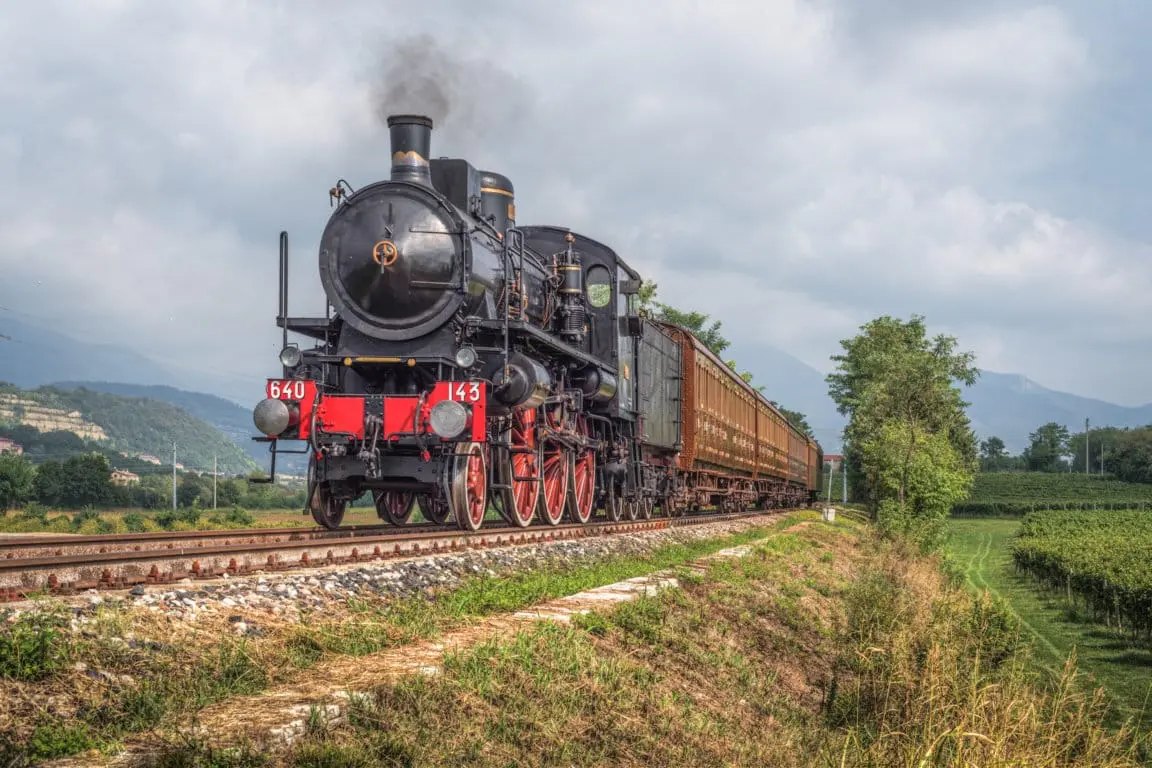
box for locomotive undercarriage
[302,370,604,532]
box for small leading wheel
[447,442,489,532]
[374,490,416,525]
[310,485,346,530]
[566,415,596,524]
[418,493,450,525]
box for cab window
[586,265,611,308]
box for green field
[954,472,1152,516]
[946,517,1152,728]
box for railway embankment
[4,510,1146,767]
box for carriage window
[586,265,611,308]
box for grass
[0,505,384,534]
[178,513,1147,767]
[0,516,799,763]
[969,472,1152,503]
[946,517,1152,731]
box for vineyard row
[1011,509,1152,639]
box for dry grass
[256,520,1147,768]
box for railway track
[0,509,779,603]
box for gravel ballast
[3,515,784,627]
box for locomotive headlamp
[454,346,478,369]
[429,400,468,439]
[253,398,291,436]
[279,345,302,368]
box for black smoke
[369,33,532,155]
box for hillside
[0,383,258,474]
[52,381,307,475]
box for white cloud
[1,0,1149,407]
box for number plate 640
[268,380,307,400]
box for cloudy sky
[2,0,1151,407]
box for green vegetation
[1014,510,1152,638]
[51,381,296,470]
[0,521,793,763]
[0,383,257,474]
[154,516,1142,766]
[0,447,306,519]
[953,472,1152,516]
[946,517,1152,730]
[980,420,1152,483]
[827,314,979,547]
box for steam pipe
[279,230,289,377]
[387,114,433,186]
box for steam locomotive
[251,114,822,530]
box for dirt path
[47,540,769,766]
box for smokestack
[477,170,515,233]
[387,114,433,186]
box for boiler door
[319,181,466,341]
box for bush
[122,512,147,533]
[0,610,69,681]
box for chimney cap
[386,114,434,129]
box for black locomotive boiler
[251,114,822,530]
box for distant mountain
[0,315,263,408]
[0,315,178,390]
[965,372,1152,453]
[0,383,259,474]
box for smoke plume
[369,33,531,154]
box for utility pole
[213,455,218,509]
[842,456,847,502]
[172,442,177,509]
[826,460,833,503]
[1085,417,1090,474]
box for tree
[978,435,1014,471]
[59,453,113,508]
[34,459,66,507]
[0,453,35,513]
[979,436,1006,461]
[1108,427,1152,483]
[637,280,730,357]
[826,314,979,547]
[1023,422,1070,473]
[178,474,207,507]
[1067,425,1124,474]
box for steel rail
[0,521,467,560]
[0,509,782,602]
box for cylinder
[573,367,617,403]
[388,115,433,186]
[477,170,515,232]
[491,353,551,410]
